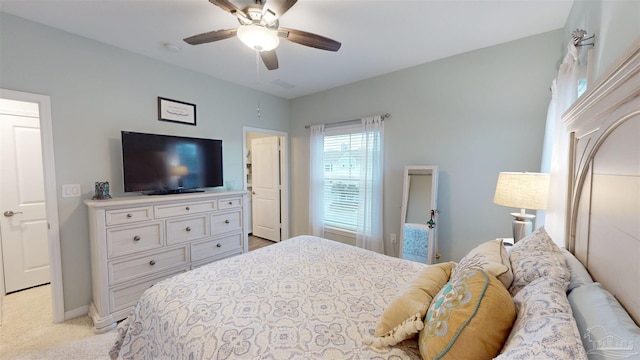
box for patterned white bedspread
[110,235,426,359]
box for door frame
[242,126,289,240]
[0,88,64,323]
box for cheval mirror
[399,165,439,264]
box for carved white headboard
[563,38,640,324]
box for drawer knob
[228,201,233,205]
[133,235,141,241]
[185,206,190,211]
[216,243,222,248]
[149,260,156,266]
[186,226,192,232]
[224,219,230,224]
[126,213,132,218]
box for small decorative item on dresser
[92,181,112,200]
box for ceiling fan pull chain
[255,49,262,118]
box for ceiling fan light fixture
[237,24,279,51]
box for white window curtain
[309,124,325,237]
[539,43,580,247]
[356,116,385,253]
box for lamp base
[510,213,535,243]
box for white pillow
[452,238,513,289]
[560,248,593,292]
[568,282,640,359]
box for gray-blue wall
[0,13,289,312]
[289,30,563,262]
[288,0,640,264]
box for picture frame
[158,97,196,126]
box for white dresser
[84,190,247,333]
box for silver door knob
[3,210,23,217]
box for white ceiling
[0,0,574,99]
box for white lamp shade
[493,172,550,210]
[237,25,280,51]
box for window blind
[322,130,364,232]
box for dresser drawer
[155,201,216,218]
[218,197,242,210]
[109,267,187,313]
[211,210,241,235]
[107,222,163,258]
[106,207,153,226]
[166,215,208,245]
[191,249,242,269]
[109,247,188,285]
[191,233,242,263]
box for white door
[0,110,50,293]
[251,136,281,242]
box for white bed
[110,39,640,360]
[111,236,425,359]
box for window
[309,116,384,252]
[577,78,587,98]
[322,125,364,232]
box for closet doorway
[0,89,63,324]
[242,127,289,242]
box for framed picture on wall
[158,97,196,126]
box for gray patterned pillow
[496,276,588,359]
[508,226,570,296]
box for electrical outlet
[391,233,397,243]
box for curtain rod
[304,113,391,129]
[572,29,595,47]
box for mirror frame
[399,165,439,264]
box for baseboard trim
[65,304,89,321]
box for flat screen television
[121,131,223,195]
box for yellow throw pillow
[365,261,454,347]
[419,268,516,360]
[452,239,513,289]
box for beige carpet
[0,285,116,359]
[0,240,274,359]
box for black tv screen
[121,131,223,194]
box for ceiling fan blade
[209,0,243,15]
[279,27,341,52]
[184,29,237,45]
[260,50,279,70]
[263,0,297,19]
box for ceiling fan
[184,0,341,70]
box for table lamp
[493,172,550,242]
[171,165,189,188]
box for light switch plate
[62,184,81,198]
